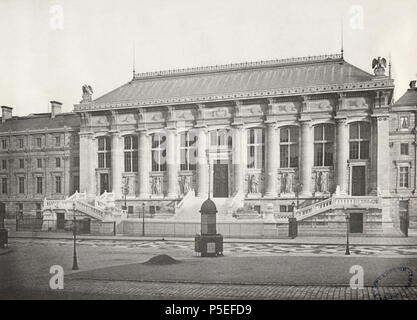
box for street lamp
[345,211,350,255]
[142,202,145,236]
[72,201,79,270]
[121,177,129,211]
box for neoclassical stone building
[5,53,417,237]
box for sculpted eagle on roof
[372,57,387,70]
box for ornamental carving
[248,174,259,194]
[315,171,329,193]
[281,172,294,193]
[151,176,163,195]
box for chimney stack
[410,80,416,89]
[1,106,13,123]
[50,101,62,118]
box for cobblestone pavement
[3,279,416,300]
[10,238,417,257]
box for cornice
[74,79,395,113]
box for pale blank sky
[0,0,416,116]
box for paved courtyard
[1,237,416,299]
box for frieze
[339,97,370,111]
[303,99,333,112]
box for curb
[0,248,12,256]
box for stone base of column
[299,191,312,197]
[138,193,150,199]
[264,191,278,198]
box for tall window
[73,156,79,167]
[16,203,23,218]
[1,178,7,194]
[151,133,166,172]
[400,143,409,156]
[2,140,6,149]
[124,135,138,172]
[37,159,42,169]
[2,160,6,170]
[280,126,299,168]
[55,176,62,193]
[55,157,61,168]
[314,124,334,166]
[349,122,370,160]
[18,177,25,194]
[55,136,61,146]
[399,167,409,188]
[36,177,43,194]
[18,138,23,148]
[36,137,42,147]
[247,128,265,169]
[19,159,24,169]
[35,203,42,219]
[98,136,111,168]
[180,131,197,171]
[73,176,79,193]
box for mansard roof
[0,112,80,133]
[75,53,394,112]
[394,85,417,107]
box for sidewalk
[7,230,417,246]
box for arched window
[349,122,370,160]
[314,124,334,166]
[210,129,232,147]
[97,136,111,168]
[280,126,298,168]
[124,135,138,172]
[151,133,166,172]
[247,128,264,169]
[180,131,197,171]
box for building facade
[2,53,417,236]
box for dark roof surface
[394,88,417,107]
[93,54,374,105]
[0,113,80,133]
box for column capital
[335,117,348,125]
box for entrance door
[399,200,409,237]
[56,212,65,230]
[100,173,109,195]
[351,166,366,196]
[350,212,363,233]
[213,164,228,197]
[0,202,5,228]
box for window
[1,178,7,194]
[35,203,42,219]
[37,158,42,169]
[55,157,61,168]
[1,140,6,149]
[210,129,232,147]
[180,131,197,171]
[55,176,62,193]
[349,122,370,160]
[124,135,138,172]
[151,133,166,172]
[400,116,409,129]
[247,128,265,169]
[400,143,409,156]
[19,159,24,169]
[97,136,111,168]
[18,138,23,148]
[18,177,25,194]
[73,176,79,193]
[73,157,79,167]
[314,124,334,166]
[36,137,42,147]
[1,160,6,170]
[36,177,43,194]
[55,136,61,146]
[399,167,409,188]
[280,126,299,168]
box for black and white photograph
[0,0,417,306]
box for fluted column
[196,128,208,197]
[138,131,150,198]
[166,129,178,198]
[265,123,278,197]
[300,121,313,197]
[110,131,122,198]
[336,118,348,195]
[232,126,245,194]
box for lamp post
[121,177,129,211]
[72,201,79,270]
[142,202,145,236]
[345,212,350,255]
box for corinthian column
[336,118,348,195]
[110,131,122,198]
[375,115,390,196]
[232,126,245,194]
[300,120,313,197]
[79,133,97,196]
[196,128,208,197]
[138,131,150,198]
[166,129,178,198]
[265,123,278,197]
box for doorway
[100,173,109,195]
[351,166,366,196]
[349,212,364,233]
[213,164,228,197]
[56,212,65,230]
